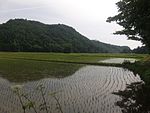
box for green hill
[0,19,131,53]
[91,40,131,53]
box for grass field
[0,52,147,83]
[0,52,146,63]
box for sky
[0,0,142,49]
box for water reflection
[113,82,146,113]
[0,66,141,113]
[0,58,82,83]
[99,58,138,64]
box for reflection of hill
[0,58,82,83]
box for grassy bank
[123,56,150,86]
[119,56,150,112]
[0,52,146,64]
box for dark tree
[107,0,150,52]
[133,46,149,54]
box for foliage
[116,57,150,113]
[113,82,147,113]
[11,84,64,113]
[107,0,150,52]
[133,46,149,54]
[0,19,131,53]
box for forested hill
[91,40,130,53]
[0,19,131,53]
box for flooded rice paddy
[99,58,138,64]
[0,65,141,113]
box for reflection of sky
[100,58,138,64]
[0,0,142,49]
[0,66,141,113]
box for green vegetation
[107,0,150,111]
[0,52,146,83]
[0,58,82,83]
[115,56,150,113]
[107,0,150,52]
[133,46,149,54]
[0,52,149,112]
[123,56,150,89]
[0,19,131,53]
[11,84,63,113]
[0,52,145,63]
[124,56,150,87]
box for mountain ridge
[0,19,131,53]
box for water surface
[99,58,138,64]
[0,65,141,113]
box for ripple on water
[0,66,141,113]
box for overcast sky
[0,0,142,49]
